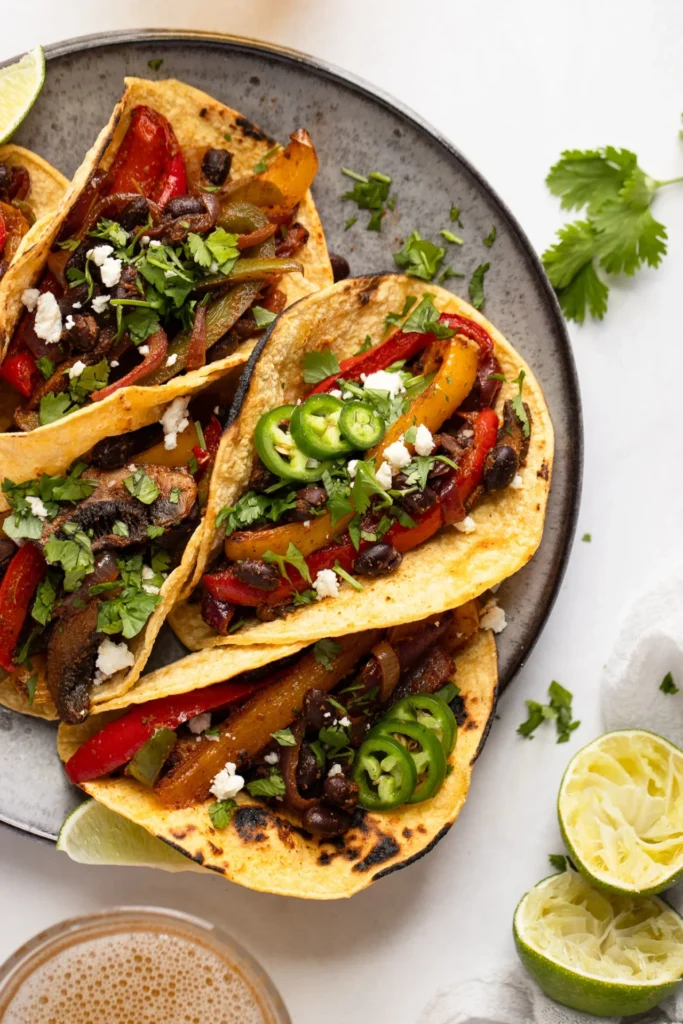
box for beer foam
[1,928,269,1024]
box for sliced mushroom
[46,600,100,724]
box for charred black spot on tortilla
[199,107,208,118]
[352,835,400,872]
[205,863,227,874]
[234,806,270,843]
[373,824,452,882]
[537,460,550,481]
[192,851,205,864]
[208,842,223,856]
[450,695,467,726]
[235,116,275,145]
[159,836,191,859]
[344,847,361,861]
[351,808,369,832]
[466,720,478,730]
[318,851,332,866]
[185,824,196,833]
[402,827,412,839]
[170,828,187,840]
[417,824,427,834]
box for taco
[0,77,332,483]
[0,144,68,277]
[58,602,497,898]
[0,375,243,724]
[167,275,553,653]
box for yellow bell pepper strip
[224,509,353,561]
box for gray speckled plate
[0,30,581,842]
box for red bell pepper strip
[0,209,7,255]
[64,678,266,784]
[0,348,41,398]
[455,407,499,503]
[192,414,223,476]
[90,328,168,402]
[107,105,187,208]
[311,330,432,395]
[0,544,46,672]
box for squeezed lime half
[0,46,45,144]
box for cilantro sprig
[542,142,683,323]
[341,168,395,231]
[518,682,580,743]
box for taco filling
[0,387,231,722]
[0,103,320,430]
[64,603,482,838]
[200,293,531,635]
[0,155,37,278]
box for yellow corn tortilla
[168,274,553,651]
[57,622,497,899]
[0,77,332,483]
[0,144,68,266]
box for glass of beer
[0,906,290,1024]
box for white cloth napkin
[419,568,683,1024]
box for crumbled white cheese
[188,712,212,735]
[383,437,412,472]
[138,345,150,356]
[93,638,135,684]
[87,244,114,266]
[303,520,311,528]
[64,314,76,332]
[34,292,63,344]
[25,495,49,519]
[110,360,119,368]
[72,301,82,309]
[213,406,220,415]
[210,762,245,800]
[510,474,524,489]
[347,459,359,479]
[149,239,162,248]
[140,235,150,247]
[209,260,219,274]
[160,396,191,451]
[21,288,40,311]
[461,428,474,438]
[454,516,477,534]
[480,601,507,634]
[264,751,280,765]
[414,424,435,457]
[68,360,87,379]
[329,389,342,399]
[141,564,161,595]
[376,461,393,489]
[91,294,110,314]
[362,370,405,398]
[338,716,351,728]
[166,353,178,367]
[206,732,220,742]
[328,763,343,777]
[313,568,340,600]
[100,257,122,287]
[127,464,137,473]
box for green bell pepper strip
[126,728,177,787]
[352,734,417,810]
[290,394,353,460]
[254,404,331,482]
[370,719,446,804]
[386,694,457,757]
[339,400,386,450]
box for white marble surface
[1,3,682,1021]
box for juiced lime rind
[558,729,683,896]
[57,799,202,873]
[0,46,45,144]
[513,871,683,1018]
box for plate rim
[0,29,582,842]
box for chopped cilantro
[468,262,490,310]
[333,561,363,591]
[44,526,94,591]
[440,229,464,245]
[36,357,55,379]
[252,305,277,328]
[112,520,129,538]
[354,335,373,355]
[68,359,110,404]
[97,554,161,639]
[208,799,236,829]
[216,490,299,535]
[300,348,340,385]
[450,204,462,226]
[581,533,591,542]
[549,853,568,872]
[393,231,445,282]
[292,589,317,606]
[438,266,465,284]
[39,392,77,426]
[351,460,392,514]
[483,226,497,247]
[518,682,580,743]
[169,487,180,505]
[271,728,297,746]
[660,672,679,695]
[341,168,394,231]
[246,769,286,798]
[31,576,57,626]
[253,145,281,174]
[313,638,342,671]
[402,294,456,339]
[26,674,37,705]
[263,542,311,584]
[124,470,160,505]
[89,218,129,248]
[344,216,357,231]
[147,58,164,71]
[384,295,417,333]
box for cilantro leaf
[246,769,286,798]
[32,576,57,626]
[510,370,530,438]
[208,799,236,828]
[68,359,110,404]
[89,217,129,248]
[44,528,94,589]
[300,348,340,385]
[468,262,490,311]
[384,296,417,333]
[440,229,463,245]
[518,681,580,743]
[355,335,373,355]
[549,853,568,872]
[148,58,164,71]
[313,638,342,671]
[449,204,462,225]
[660,672,679,696]
[146,525,165,539]
[351,460,391,514]
[124,470,160,505]
[483,226,497,248]
[582,533,591,542]
[546,147,637,215]
[393,231,445,282]
[215,490,298,535]
[341,168,393,231]
[334,561,363,591]
[205,227,239,269]
[39,392,77,426]
[321,469,352,525]
[253,145,281,174]
[36,357,55,379]
[593,198,667,276]
[263,542,311,584]
[252,306,277,328]
[402,294,455,339]
[271,728,297,746]
[186,232,213,268]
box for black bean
[304,688,334,730]
[298,485,326,507]
[164,195,206,219]
[202,147,232,185]
[233,559,281,591]
[398,486,437,517]
[483,445,519,491]
[118,196,150,231]
[323,773,359,812]
[0,163,11,192]
[65,314,99,353]
[352,543,402,577]
[296,743,322,794]
[302,803,352,838]
[329,252,350,283]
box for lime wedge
[514,869,683,1016]
[0,46,46,145]
[57,799,203,873]
[558,729,683,895]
